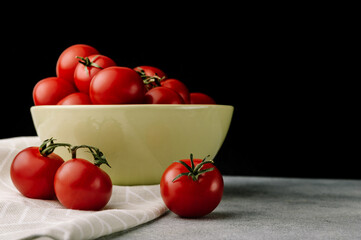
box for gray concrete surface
[98,176,361,240]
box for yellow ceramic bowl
[30,105,233,185]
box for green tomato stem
[76,56,103,77]
[172,154,214,182]
[134,66,165,90]
[39,138,71,156]
[71,145,111,168]
[38,138,110,168]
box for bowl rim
[31,104,234,110]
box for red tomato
[190,92,216,104]
[57,92,92,105]
[134,66,167,91]
[54,158,112,210]
[134,66,167,79]
[10,147,64,199]
[90,66,145,104]
[74,54,116,93]
[56,44,99,85]
[33,77,76,105]
[161,79,190,104]
[144,87,184,104]
[160,155,224,218]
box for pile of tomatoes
[33,44,216,106]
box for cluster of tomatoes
[33,44,216,106]
[10,139,112,211]
[10,138,224,216]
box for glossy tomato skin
[134,65,167,79]
[160,159,224,218]
[161,79,190,104]
[57,92,92,105]
[144,87,184,104]
[74,54,116,93]
[56,44,99,85]
[54,158,112,210]
[90,66,145,104]
[33,77,76,105]
[190,92,216,104]
[10,147,64,199]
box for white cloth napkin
[0,137,167,240]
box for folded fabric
[0,137,167,240]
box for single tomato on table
[54,145,112,211]
[10,139,65,199]
[160,154,224,218]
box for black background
[0,8,358,179]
